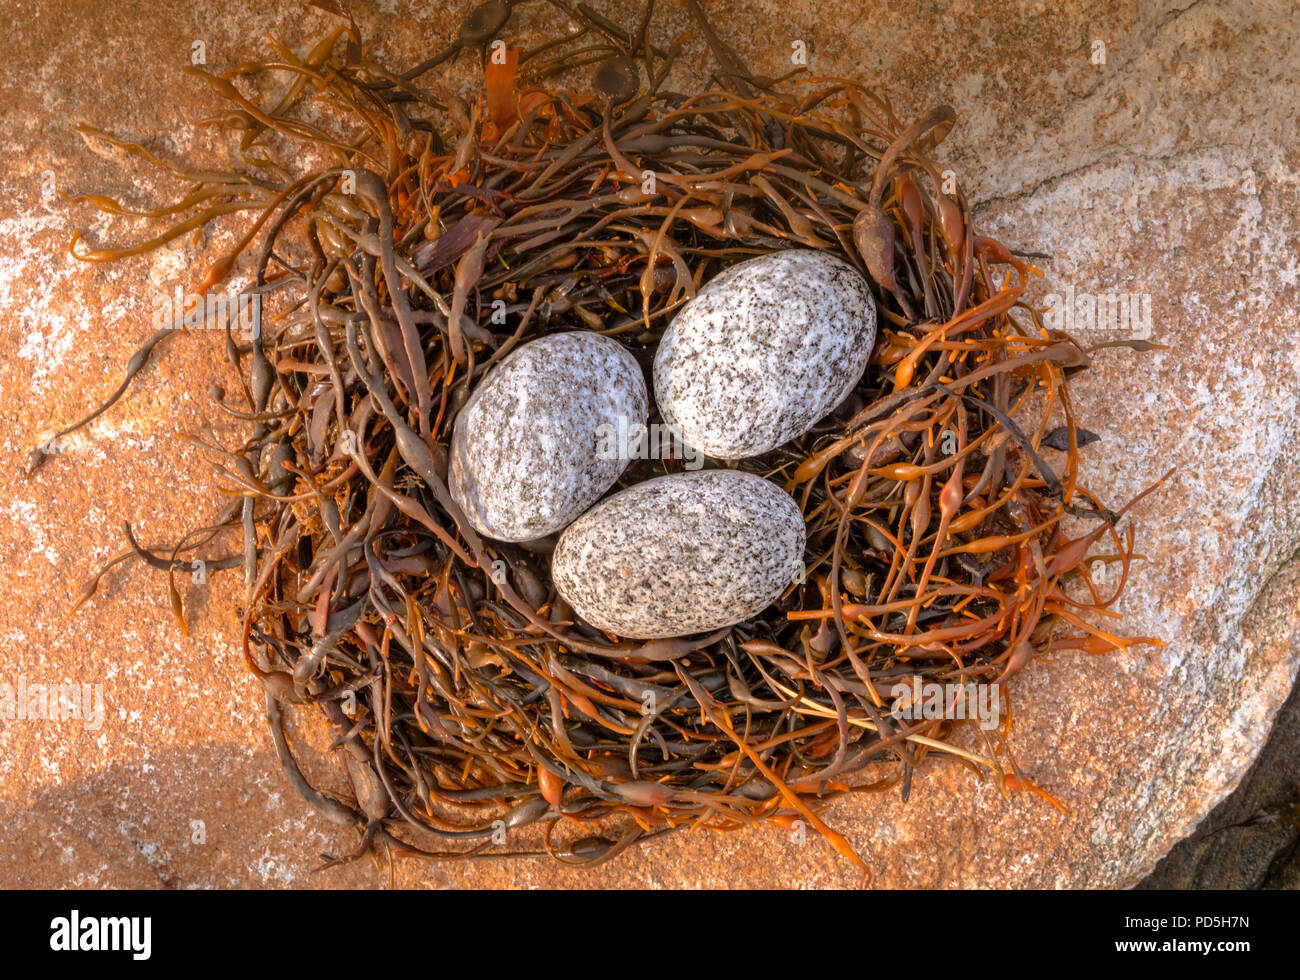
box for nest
[39,0,1164,874]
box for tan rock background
[1,0,1297,888]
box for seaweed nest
[38,0,1164,875]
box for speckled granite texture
[654,249,877,459]
[552,470,805,638]
[450,331,647,541]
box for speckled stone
[450,331,647,542]
[551,469,806,638]
[653,249,877,460]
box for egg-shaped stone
[551,469,806,639]
[653,249,877,460]
[450,331,648,542]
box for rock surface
[552,470,805,638]
[1,0,1298,888]
[449,331,647,542]
[653,249,877,460]
[1138,654,1300,889]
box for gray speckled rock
[551,469,806,639]
[653,249,877,460]
[449,331,648,542]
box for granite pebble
[551,469,806,638]
[449,331,648,542]
[653,249,877,460]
